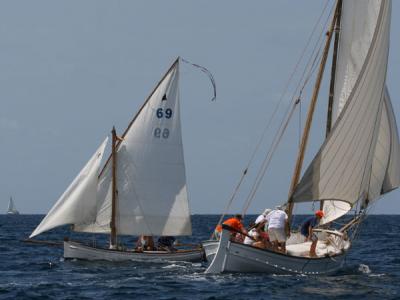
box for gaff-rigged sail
[75,60,192,236]
[291,0,396,224]
[30,138,108,238]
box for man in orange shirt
[214,214,248,241]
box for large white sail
[30,138,108,238]
[76,60,192,236]
[380,88,400,194]
[291,0,391,224]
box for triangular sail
[30,138,108,238]
[75,60,192,236]
[7,197,19,214]
[291,0,391,224]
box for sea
[0,215,399,299]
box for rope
[241,3,336,215]
[212,0,333,229]
[181,58,216,101]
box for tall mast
[287,2,340,222]
[110,126,117,248]
[321,0,342,211]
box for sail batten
[291,0,393,224]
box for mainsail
[30,138,108,238]
[291,0,399,224]
[75,60,192,236]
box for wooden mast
[110,126,117,248]
[321,0,342,211]
[286,3,340,222]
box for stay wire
[214,0,333,223]
[241,2,336,215]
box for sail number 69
[156,108,173,119]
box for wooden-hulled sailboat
[7,197,19,215]
[206,0,399,274]
[30,58,204,262]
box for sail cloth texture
[76,61,192,236]
[30,138,109,238]
[292,0,392,224]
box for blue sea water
[0,215,399,299]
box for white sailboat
[7,197,19,215]
[206,0,399,274]
[30,58,204,262]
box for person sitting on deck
[157,236,176,251]
[300,210,324,257]
[135,235,155,252]
[214,214,248,241]
[266,206,289,253]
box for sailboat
[206,0,399,274]
[29,58,205,262]
[7,197,19,215]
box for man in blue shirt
[300,210,324,257]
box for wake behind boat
[29,58,212,263]
[206,0,399,274]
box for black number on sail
[154,128,170,139]
[156,108,173,119]
[154,128,161,138]
[162,128,170,138]
[165,108,172,119]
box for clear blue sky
[1,1,399,214]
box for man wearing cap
[300,210,324,257]
[255,208,272,226]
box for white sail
[380,88,400,194]
[30,138,108,238]
[76,60,192,236]
[331,0,382,123]
[292,0,391,224]
[7,197,19,214]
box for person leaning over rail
[300,210,324,257]
[214,214,248,241]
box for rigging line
[181,57,216,102]
[241,99,299,214]
[215,0,332,223]
[241,5,335,214]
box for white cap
[263,208,272,216]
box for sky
[1,0,399,215]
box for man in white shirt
[265,207,289,253]
[255,208,272,226]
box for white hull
[7,211,19,215]
[206,228,348,275]
[202,240,219,262]
[64,241,205,262]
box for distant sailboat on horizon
[7,197,19,215]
